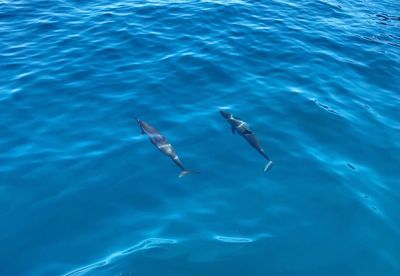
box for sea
[0,0,399,275]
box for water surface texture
[1,0,399,275]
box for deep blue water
[1,0,400,275]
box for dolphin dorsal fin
[243,128,253,135]
[242,125,253,135]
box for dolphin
[135,118,195,177]
[220,110,273,172]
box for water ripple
[63,238,177,276]
[0,0,399,274]
[215,236,253,243]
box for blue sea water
[0,0,399,275]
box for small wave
[215,235,253,243]
[63,238,176,276]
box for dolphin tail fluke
[264,160,273,172]
[178,170,198,178]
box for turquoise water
[1,0,399,275]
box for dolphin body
[135,118,195,177]
[220,110,273,172]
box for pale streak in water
[63,238,176,276]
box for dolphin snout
[219,110,231,119]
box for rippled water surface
[1,0,399,275]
